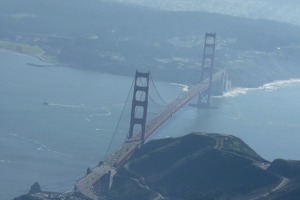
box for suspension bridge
[74,33,230,200]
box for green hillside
[13,133,300,200]
[259,159,300,200]
[109,133,280,200]
[269,159,300,179]
[261,178,300,200]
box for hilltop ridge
[13,133,300,200]
[108,133,279,200]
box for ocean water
[0,50,181,199]
[154,81,300,161]
[1,50,300,199]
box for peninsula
[14,133,300,200]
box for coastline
[3,45,300,200]
[2,47,300,91]
[0,46,59,66]
[0,47,72,70]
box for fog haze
[103,0,300,25]
[1,1,300,199]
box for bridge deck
[75,70,224,200]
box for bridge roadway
[75,70,225,200]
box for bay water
[1,50,299,199]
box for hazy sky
[101,0,300,25]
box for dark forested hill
[108,133,281,200]
[1,0,300,86]
[13,133,300,200]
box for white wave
[85,117,91,122]
[0,160,11,163]
[222,87,254,97]
[8,132,60,154]
[170,82,190,92]
[223,78,300,97]
[258,79,300,91]
[95,106,112,117]
[9,132,26,140]
[48,103,83,108]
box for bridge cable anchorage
[103,76,135,160]
[149,74,168,105]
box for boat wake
[8,132,65,155]
[0,159,11,164]
[94,106,112,117]
[44,102,84,108]
[95,128,113,132]
[223,78,300,97]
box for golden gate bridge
[75,33,230,200]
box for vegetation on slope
[108,167,156,200]
[259,159,300,200]
[13,134,300,200]
[261,178,300,200]
[109,133,280,200]
[0,40,56,63]
[269,159,300,179]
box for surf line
[43,102,84,108]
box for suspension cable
[104,74,167,160]
[103,77,135,160]
[149,74,168,105]
[148,94,166,107]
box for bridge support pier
[197,32,216,108]
[211,71,231,96]
[128,70,150,145]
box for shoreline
[0,47,68,68]
[1,48,300,91]
[0,47,60,66]
[3,48,300,200]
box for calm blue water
[154,83,300,160]
[1,50,300,199]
